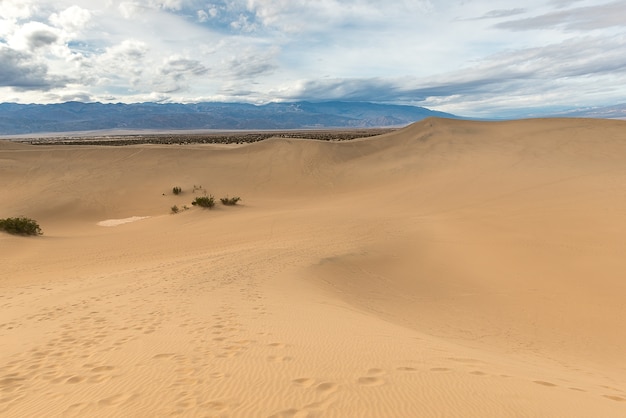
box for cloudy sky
[1,0,625,117]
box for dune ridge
[2,117,626,416]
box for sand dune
[2,118,626,416]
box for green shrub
[191,195,215,208]
[0,217,43,236]
[220,196,241,206]
[171,205,180,214]
[172,186,182,195]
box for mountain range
[545,104,626,120]
[0,101,457,135]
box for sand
[1,117,626,417]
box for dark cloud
[288,76,525,104]
[226,50,277,78]
[0,47,67,91]
[26,29,58,49]
[288,78,410,102]
[153,58,209,93]
[496,1,626,31]
[160,58,209,79]
[59,92,93,102]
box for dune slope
[2,118,626,417]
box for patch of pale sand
[2,118,626,417]
[97,216,150,227]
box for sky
[1,0,625,118]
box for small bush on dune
[172,186,182,195]
[220,196,241,206]
[0,217,43,236]
[170,204,190,214]
[192,195,215,208]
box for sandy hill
[2,118,626,417]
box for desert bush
[172,186,182,195]
[0,217,43,236]
[191,195,215,208]
[171,205,180,214]
[220,196,241,206]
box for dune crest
[2,118,626,417]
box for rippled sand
[2,118,626,417]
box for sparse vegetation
[0,217,43,236]
[220,196,241,206]
[192,195,215,208]
[21,129,393,146]
[169,184,241,211]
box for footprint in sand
[533,380,558,387]
[267,355,293,363]
[91,366,114,373]
[268,408,302,418]
[357,376,385,387]
[292,377,315,388]
[98,394,126,406]
[470,371,487,376]
[203,400,230,413]
[153,353,176,359]
[65,376,85,384]
[447,357,484,365]
[357,368,386,387]
[87,374,112,384]
[316,382,339,395]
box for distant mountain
[0,101,458,135]
[545,104,626,120]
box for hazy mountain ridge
[547,104,626,119]
[0,101,457,135]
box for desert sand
[1,117,626,417]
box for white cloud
[49,6,92,34]
[118,2,147,19]
[497,1,626,31]
[243,0,432,33]
[197,9,209,22]
[8,21,60,51]
[153,0,184,11]
[94,39,149,85]
[230,13,256,32]
[0,0,38,20]
[104,39,149,61]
